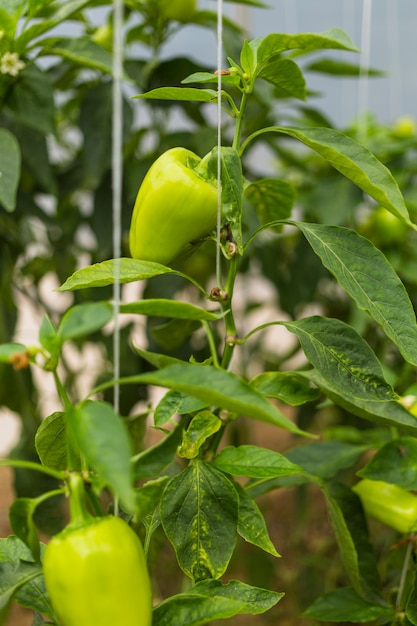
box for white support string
[216,0,223,288]
[357,0,373,142]
[386,0,402,120]
[112,0,124,415]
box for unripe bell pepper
[353,479,417,534]
[159,0,196,22]
[43,474,152,626]
[129,147,219,266]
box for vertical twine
[216,0,223,288]
[112,0,124,414]
[358,0,373,142]
[386,0,402,119]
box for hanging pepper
[42,474,152,626]
[353,479,417,534]
[159,0,196,22]
[129,147,219,266]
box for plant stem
[220,254,239,370]
[232,91,249,152]
[0,458,65,481]
[396,537,414,612]
[67,472,94,529]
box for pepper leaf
[177,411,222,459]
[57,258,177,291]
[304,369,417,435]
[281,316,397,402]
[321,482,384,602]
[292,222,417,365]
[8,499,41,563]
[68,400,137,512]
[0,536,54,621]
[212,445,301,478]
[154,390,207,427]
[94,362,311,436]
[245,178,295,228]
[0,128,20,212]
[234,483,280,557]
[209,147,244,254]
[256,28,359,67]
[303,587,394,623]
[357,437,417,489]
[160,460,239,581]
[153,579,283,626]
[120,299,222,321]
[258,58,306,100]
[58,302,113,341]
[133,87,218,103]
[250,371,320,405]
[35,412,69,471]
[0,343,26,363]
[243,127,413,227]
[133,422,185,481]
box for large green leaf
[303,587,394,623]
[177,411,222,459]
[212,445,301,478]
[35,412,68,471]
[286,440,370,480]
[9,498,41,563]
[160,460,239,581]
[258,58,306,100]
[282,316,397,402]
[133,87,218,103]
[0,537,54,621]
[68,401,136,512]
[293,223,417,365]
[132,422,184,481]
[95,362,311,436]
[120,299,221,321]
[305,369,417,435]
[58,258,177,291]
[153,579,283,626]
[0,128,20,212]
[235,483,280,557]
[40,37,114,74]
[210,147,244,253]
[245,178,295,228]
[58,302,113,341]
[16,0,92,49]
[321,482,383,602]
[357,437,417,489]
[0,343,26,362]
[6,64,55,135]
[250,371,321,405]
[256,28,359,66]
[242,127,413,227]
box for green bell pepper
[129,147,219,266]
[43,474,152,626]
[159,0,196,22]
[353,479,417,534]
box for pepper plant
[2,2,417,626]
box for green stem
[220,255,239,370]
[396,537,414,612]
[0,458,65,481]
[67,473,94,529]
[232,91,249,152]
[53,370,72,411]
[202,321,220,368]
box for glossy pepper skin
[159,0,196,22]
[129,147,218,266]
[43,476,152,626]
[353,479,417,534]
